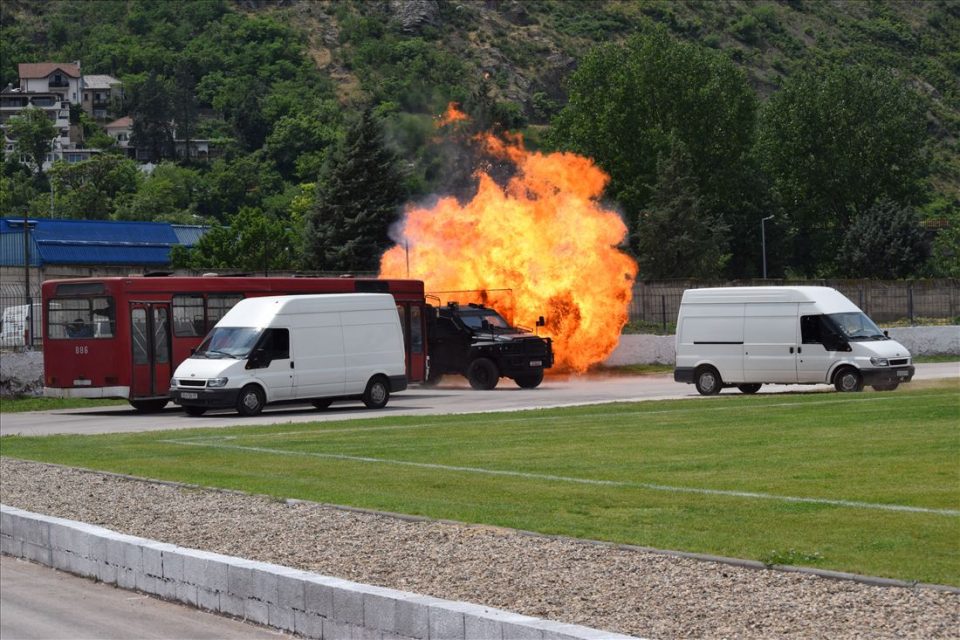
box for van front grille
[889,358,910,366]
[178,379,206,388]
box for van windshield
[194,327,261,358]
[827,312,886,341]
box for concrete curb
[1,504,641,640]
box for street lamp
[761,215,774,279]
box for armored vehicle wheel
[514,370,544,389]
[236,385,265,416]
[737,384,762,394]
[184,406,206,416]
[362,376,390,409]
[833,367,863,392]
[467,357,499,390]
[694,366,722,396]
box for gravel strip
[1,457,957,639]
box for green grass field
[2,381,958,585]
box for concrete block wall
[1,505,639,640]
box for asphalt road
[2,363,956,437]
[0,556,285,640]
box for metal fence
[629,279,960,331]
[2,277,957,349]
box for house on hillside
[81,74,123,120]
[1,61,110,171]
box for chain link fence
[627,279,960,332]
[2,276,957,349]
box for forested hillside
[1,0,958,279]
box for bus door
[396,303,426,382]
[130,302,172,398]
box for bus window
[153,307,170,364]
[172,295,204,337]
[49,297,115,339]
[411,305,423,353]
[207,294,243,331]
[132,308,148,364]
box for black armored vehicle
[426,302,553,389]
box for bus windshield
[193,327,261,358]
[827,312,886,341]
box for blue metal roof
[0,218,207,267]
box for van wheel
[514,370,544,389]
[312,399,333,410]
[362,376,390,409]
[130,399,168,413]
[694,366,722,396]
[737,384,762,394]
[236,385,265,416]
[467,358,499,390]
[184,406,206,416]
[834,367,863,392]
[872,383,899,392]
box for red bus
[41,276,427,411]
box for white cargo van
[674,286,914,395]
[170,294,407,416]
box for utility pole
[761,215,774,279]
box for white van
[0,303,42,348]
[674,286,914,395]
[171,294,407,416]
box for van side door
[291,314,346,399]
[742,303,799,383]
[248,328,294,401]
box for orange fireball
[380,107,637,372]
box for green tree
[48,154,141,219]
[0,156,43,216]
[129,72,175,162]
[548,29,757,266]
[198,152,284,221]
[170,207,297,272]
[756,65,929,275]
[837,199,928,278]
[115,162,203,222]
[6,107,59,177]
[304,109,407,272]
[633,140,730,278]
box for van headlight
[169,378,178,389]
[207,377,229,388]
[870,357,889,367]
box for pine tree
[304,109,407,272]
[633,140,730,279]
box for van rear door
[742,303,799,383]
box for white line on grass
[160,437,960,517]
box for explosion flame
[380,104,638,372]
